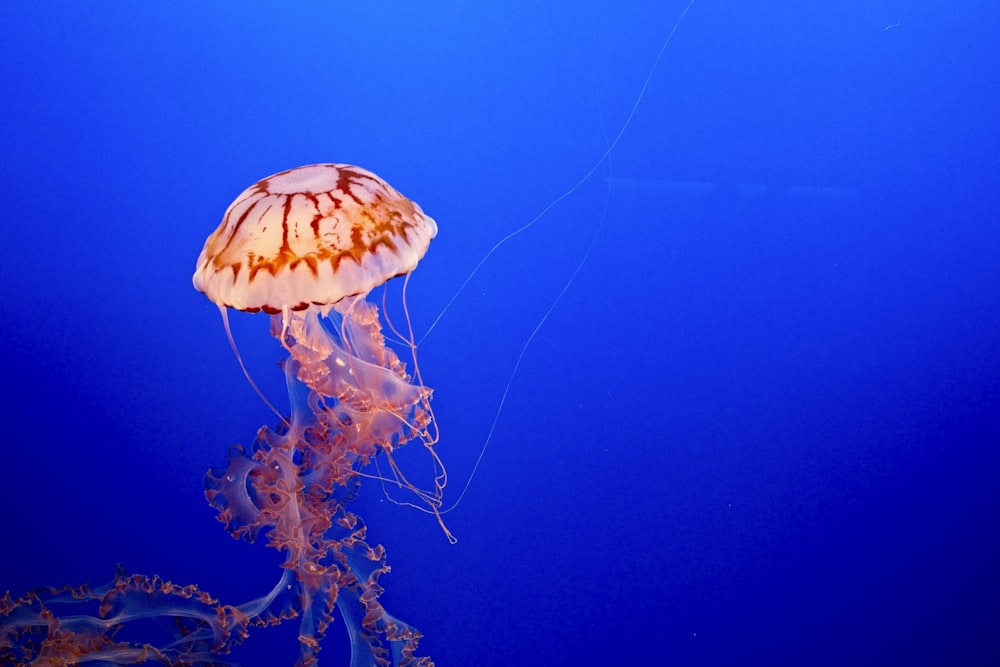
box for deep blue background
[2,2,999,665]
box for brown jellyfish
[194,163,446,666]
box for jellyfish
[0,164,442,667]
[192,163,445,665]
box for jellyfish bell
[193,163,450,538]
[192,163,437,315]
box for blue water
[2,2,999,665]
